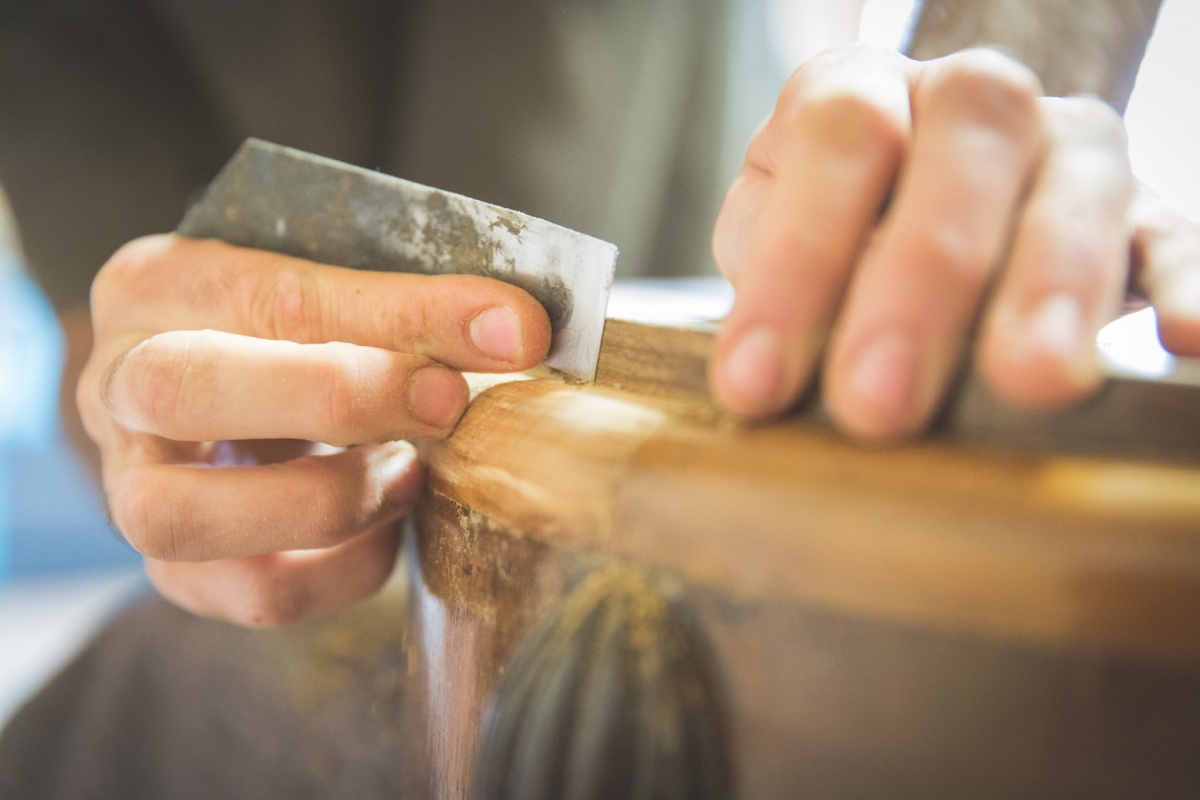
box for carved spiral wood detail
[472,566,734,800]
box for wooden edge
[593,318,1200,464]
[422,374,1200,667]
[595,318,715,395]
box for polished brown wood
[402,321,1200,798]
[396,4,1190,789]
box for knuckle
[775,49,909,155]
[306,500,359,551]
[942,47,1042,93]
[1021,219,1116,306]
[410,279,440,350]
[906,223,995,291]
[115,335,194,431]
[712,201,758,282]
[315,345,412,445]
[759,223,842,287]
[318,345,373,441]
[927,48,1042,127]
[1045,94,1128,150]
[248,266,321,341]
[91,235,173,319]
[793,43,892,83]
[109,477,192,561]
[295,462,370,550]
[797,87,907,160]
[98,235,170,284]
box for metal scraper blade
[178,139,618,381]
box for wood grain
[594,318,716,407]
[594,318,1200,463]
[405,310,1200,796]
[422,374,1200,665]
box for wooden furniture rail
[398,315,1200,799]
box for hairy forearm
[904,0,1164,112]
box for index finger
[709,47,914,418]
[92,235,553,372]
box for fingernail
[468,306,523,363]
[722,327,782,407]
[848,331,919,418]
[1026,292,1083,362]
[407,366,467,429]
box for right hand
[1131,184,1200,357]
[709,45,1200,437]
[709,46,1136,437]
[79,234,551,626]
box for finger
[978,96,1133,407]
[823,49,1044,439]
[710,46,914,417]
[1129,187,1200,356]
[711,162,771,285]
[93,235,552,371]
[102,329,466,444]
[107,441,422,561]
[144,522,402,627]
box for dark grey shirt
[0,0,729,313]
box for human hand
[710,45,1136,438]
[1130,185,1200,358]
[79,234,551,625]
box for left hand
[710,45,1137,438]
[78,235,551,626]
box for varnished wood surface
[425,375,1200,665]
[594,317,717,409]
[596,318,1200,462]
[406,313,1200,798]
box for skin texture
[77,45,1200,627]
[708,44,1196,439]
[78,234,551,626]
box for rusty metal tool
[178,138,617,381]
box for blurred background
[1,0,1197,727]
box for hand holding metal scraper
[78,234,552,625]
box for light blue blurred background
[0,258,140,584]
[0,255,145,727]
